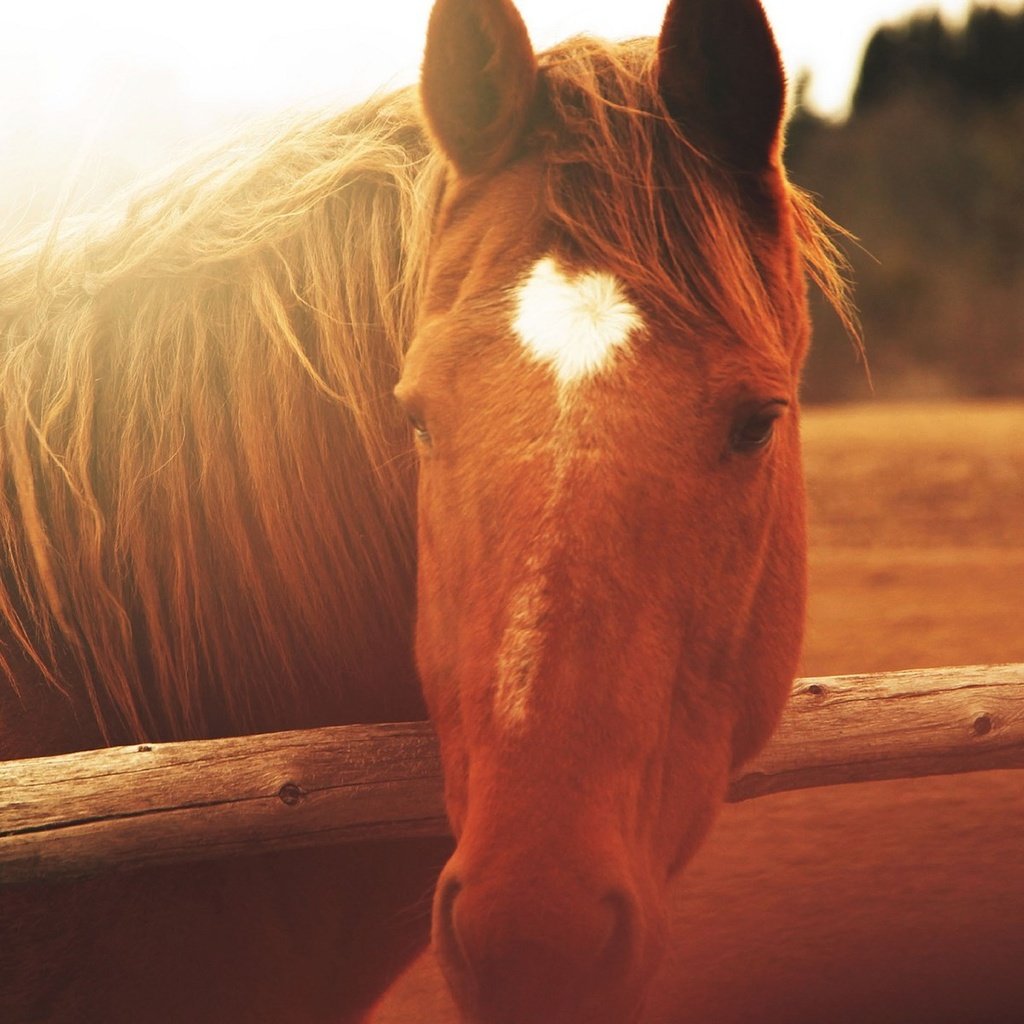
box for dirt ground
[373,401,1024,1024]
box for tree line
[789,4,1024,402]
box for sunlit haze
[0,0,1016,221]
[4,1,1003,115]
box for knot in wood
[972,713,993,737]
[277,782,305,806]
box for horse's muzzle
[432,855,652,1024]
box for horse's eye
[394,385,432,447]
[731,401,787,454]
[408,414,431,446]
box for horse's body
[1,91,454,1024]
[1,2,850,1022]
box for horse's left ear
[656,0,786,175]
[421,0,538,177]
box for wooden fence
[2,663,1023,886]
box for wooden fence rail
[2,663,1023,885]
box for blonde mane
[533,38,856,350]
[0,37,852,746]
[0,90,444,741]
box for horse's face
[399,2,810,1021]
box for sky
[0,0,1019,222]
[2,0,1009,120]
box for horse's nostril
[432,862,655,1022]
[601,887,641,970]
[434,871,467,973]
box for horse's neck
[0,663,427,760]
[0,614,426,759]
[0,653,101,759]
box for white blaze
[493,257,642,726]
[512,256,641,389]
[494,558,549,726]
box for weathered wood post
[2,663,1022,885]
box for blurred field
[802,401,1024,676]
[374,400,1024,1023]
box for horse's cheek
[730,437,809,765]
[658,706,737,877]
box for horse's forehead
[424,161,549,312]
[512,255,643,390]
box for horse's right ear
[421,0,538,177]
[656,0,786,175]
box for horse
[0,1,852,1021]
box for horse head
[398,1,813,1019]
